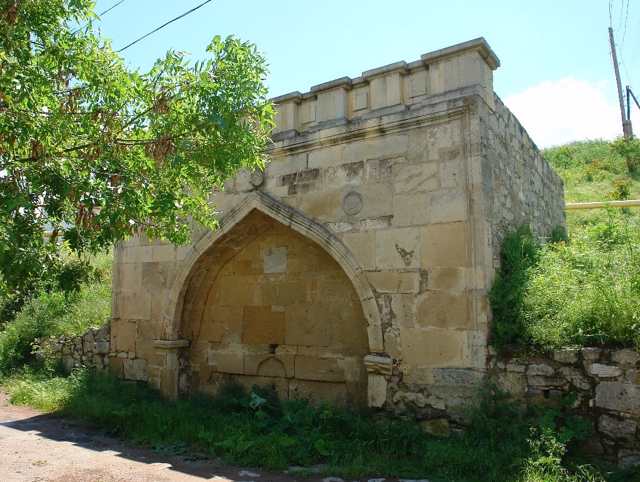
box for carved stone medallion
[342,191,363,215]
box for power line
[72,0,127,34]
[609,0,614,28]
[99,0,127,17]
[618,0,625,31]
[608,1,635,104]
[622,0,630,44]
[620,60,634,88]
[116,0,214,53]
[609,27,633,138]
[617,0,635,86]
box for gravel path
[0,392,429,482]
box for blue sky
[94,0,639,147]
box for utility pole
[629,86,640,113]
[609,27,633,138]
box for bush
[0,251,112,374]
[543,140,640,208]
[489,226,540,349]
[0,249,107,323]
[611,137,640,173]
[490,214,640,351]
[0,291,68,373]
[523,214,640,349]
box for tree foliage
[0,0,274,315]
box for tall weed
[2,369,624,482]
[489,226,539,349]
[524,214,640,349]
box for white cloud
[504,78,640,148]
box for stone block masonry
[109,37,566,419]
[43,325,111,373]
[492,348,640,467]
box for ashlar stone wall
[110,38,566,415]
[479,95,565,265]
[180,209,369,405]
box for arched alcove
[179,208,369,405]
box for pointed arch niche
[159,192,387,406]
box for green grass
[524,214,640,349]
[544,140,640,203]
[2,369,635,482]
[491,214,640,350]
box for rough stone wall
[43,324,111,373]
[44,323,153,382]
[492,348,640,467]
[479,95,565,267]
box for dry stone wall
[45,323,150,382]
[492,348,640,467]
[44,324,111,372]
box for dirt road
[0,392,428,482]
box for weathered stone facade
[110,38,565,413]
[181,210,370,405]
[480,95,565,264]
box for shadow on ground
[0,397,379,482]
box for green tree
[0,0,274,316]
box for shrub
[0,252,112,374]
[521,427,603,482]
[609,177,632,200]
[611,137,640,173]
[489,226,540,349]
[0,291,68,373]
[543,140,640,211]
[0,249,107,323]
[491,215,640,351]
[523,214,640,349]
[544,141,615,173]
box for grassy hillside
[543,139,640,229]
